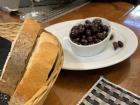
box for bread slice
[0,18,41,96]
[9,32,60,105]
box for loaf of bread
[0,18,63,105]
[9,32,61,105]
[0,18,41,95]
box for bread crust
[0,18,41,95]
[10,32,60,105]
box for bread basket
[0,18,64,105]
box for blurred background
[0,0,139,21]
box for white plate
[45,19,138,70]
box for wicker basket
[0,22,64,105]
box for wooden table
[0,2,140,105]
[45,2,140,105]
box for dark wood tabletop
[0,2,140,105]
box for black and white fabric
[77,77,140,105]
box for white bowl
[68,17,112,57]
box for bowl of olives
[69,17,112,57]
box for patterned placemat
[77,77,140,105]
